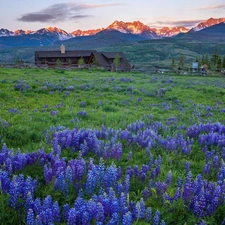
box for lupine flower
[166,171,172,185]
[50,110,58,116]
[62,203,70,221]
[26,208,35,225]
[152,210,160,225]
[52,201,60,223]
[122,212,132,225]
[145,207,152,222]
[96,202,104,223]
[183,171,192,203]
[68,208,77,225]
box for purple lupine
[139,198,145,218]
[222,147,225,161]
[122,211,132,225]
[26,208,35,225]
[119,192,128,215]
[33,198,41,215]
[211,186,221,213]
[166,171,172,185]
[127,151,133,161]
[213,155,219,169]
[103,164,117,190]
[145,207,152,222]
[199,220,207,225]
[68,208,77,225]
[194,189,206,217]
[177,177,183,188]
[0,170,10,193]
[65,165,73,184]
[25,191,33,210]
[83,211,91,225]
[80,101,87,107]
[183,171,192,203]
[43,195,53,210]
[123,175,130,194]
[203,162,211,176]
[111,200,120,214]
[152,210,160,225]
[108,213,119,225]
[184,161,191,173]
[44,165,53,184]
[52,201,60,223]
[50,110,58,116]
[62,203,70,221]
[9,178,20,209]
[96,202,104,223]
[173,187,181,201]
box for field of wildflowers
[0,68,225,224]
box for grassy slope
[1,68,225,150]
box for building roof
[101,52,123,59]
[36,50,97,58]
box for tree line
[171,48,225,70]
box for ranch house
[35,45,131,71]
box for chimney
[60,44,65,54]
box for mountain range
[0,17,225,43]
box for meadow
[0,67,225,225]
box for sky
[1,0,225,32]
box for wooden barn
[35,45,131,71]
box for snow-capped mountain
[156,26,189,37]
[71,28,104,37]
[106,20,158,39]
[34,27,72,40]
[14,29,33,36]
[0,27,72,40]
[70,20,189,38]
[192,17,225,31]
[0,28,14,37]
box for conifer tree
[178,53,185,68]
[222,55,225,68]
[171,57,176,70]
[78,57,85,67]
[113,53,121,71]
[217,56,222,69]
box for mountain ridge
[1,17,224,40]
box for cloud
[150,19,203,28]
[18,2,121,23]
[70,15,92,19]
[198,4,225,10]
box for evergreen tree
[67,58,72,66]
[92,55,101,67]
[222,55,225,68]
[56,59,62,67]
[217,56,222,69]
[171,57,176,70]
[205,54,209,65]
[113,53,121,71]
[211,48,219,66]
[178,53,185,68]
[78,57,85,67]
[201,55,205,65]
